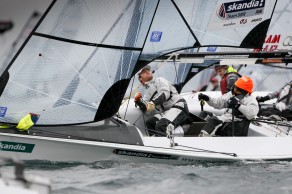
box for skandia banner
[207,0,270,31]
[0,141,35,153]
[218,0,265,20]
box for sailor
[198,76,259,136]
[256,80,292,119]
[198,77,220,92]
[134,65,189,136]
[214,64,241,94]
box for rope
[147,128,238,157]
[253,66,277,91]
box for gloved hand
[134,92,142,102]
[275,102,286,112]
[227,96,241,109]
[256,95,270,103]
[198,93,210,101]
[146,101,155,112]
[135,99,147,112]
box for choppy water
[1,160,292,194]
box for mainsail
[0,0,278,125]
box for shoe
[199,130,211,137]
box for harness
[172,99,188,114]
[149,91,173,102]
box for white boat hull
[1,132,292,164]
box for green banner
[0,141,35,153]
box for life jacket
[220,66,242,94]
[220,72,242,94]
[144,77,181,111]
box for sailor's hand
[275,102,286,112]
[198,93,209,101]
[134,92,142,101]
[256,95,270,103]
[146,101,155,112]
[227,96,241,109]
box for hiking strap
[172,99,189,116]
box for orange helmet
[234,76,253,94]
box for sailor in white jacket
[256,81,292,119]
[134,65,189,136]
[198,76,259,136]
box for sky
[0,0,52,58]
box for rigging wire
[175,144,237,157]
[173,55,179,87]
[123,74,136,120]
[253,65,277,91]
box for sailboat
[1,0,292,164]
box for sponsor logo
[150,31,162,42]
[0,141,35,153]
[265,34,281,44]
[217,0,265,20]
[240,19,247,24]
[113,149,179,160]
[251,18,262,22]
[207,47,217,52]
[253,34,280,52]
[0,107,7,117]
[223,22,236,27]
[283,36,292,46]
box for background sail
[140,0,277,61]
[0,12,41,75]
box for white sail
[0,0,278,125]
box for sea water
[1,160,292,194]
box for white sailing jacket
[268,82,292,111]
[207,92,259,120]
[143,77,181,111]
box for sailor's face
[233,86,242,95]
[139,71,152,85]
[215,68,226,78]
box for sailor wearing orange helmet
[197,76,259,136]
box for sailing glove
[256,95,270,103]
[134,92,142,101]
[135,99,147,112]
[198,93,210,101]
[227,96,241,109]
[275,102,286,112]
[146,101,155,112]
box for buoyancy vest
[220,72,241,94]
[144,77,181,111]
